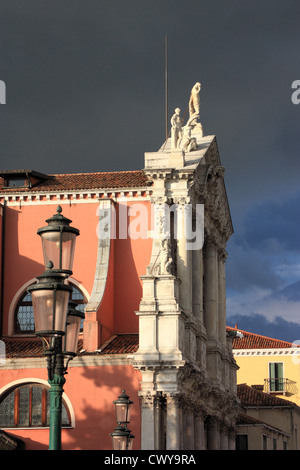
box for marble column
[203,239,218,340]
[192,246,204,327]
[176,203,193,316]
[140,392,156,450]
[154,394,166,450]
[207,416,220,450]
[228,430,236,450]
[218,250,227,346]
[220,426,229,450]
[166,395,181,450]
[183,409,195,449]
[194,412,206,450]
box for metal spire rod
[165,35,168,142]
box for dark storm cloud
[267,280,300,303]
[226,238,283,292]
[236,194,300,253]
[0,0,299,188]
[0,1,300,340]
[226,193,300,297]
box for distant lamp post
[27,206,82,451]
[37,205,79,276]
[110,424,135,450]
[113,389,133,425]
[63,301,85,357]
[111,390,134,450]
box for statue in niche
[159,214,172,274]
[178,115,198,153]
[146,213,173,276]
[170,108,183,149]
[189,82,201,119]
[160,237,173,274]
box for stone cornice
[233,348,300,357]
[0,354,133,370]
[0,188,152,207]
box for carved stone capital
[139,391,156,408]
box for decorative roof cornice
[227,326,298,350]
[0,170,152,194]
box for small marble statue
[160,238,173,274]
[189,82,201,118]
[170,108,183,149]
[178,116,198,152]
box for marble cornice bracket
[85,198,114,313]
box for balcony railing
[264,378,298,396]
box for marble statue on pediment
[189,82,201,119]
[178,115,198,153]
[170,108,183,149]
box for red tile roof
[237,413,269,426]
[0,429,25,450]
[227,326,296,350]
[3,328,296,359]
[1,336,44,358]
[236,412,291,436]
[1,334,139,358]
[0,170,151,193]
[3,326,298,360]
[237,383,297,408]
[97,334,139,355]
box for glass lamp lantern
[110,424,135,450]
[63,301,85,356]
[37,206,79,276]
[113,390,133,425]
[27,262,72,337]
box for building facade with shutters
[229,326,300,449]
[228,326,300,406]
[236,384,300,450]
[0,103,239,450]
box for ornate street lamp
[111,390,134,450]
[27,262,72,337]
[27,206,81,451]
[37,205,79,276]
[63,301,85,357]
[110,424,135,450]
[113,389,133,425]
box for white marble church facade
[133,86,240,450]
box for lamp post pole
[28,206,81,451]
[47,336,66,450]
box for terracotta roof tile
[1,334,139,359]
[97,334,139,355]
[237,383,297,408]
[3,328,296,359]
[1,336,44,358]
[0,430,25,450]
[0,170,151,193]
[2,335,84,358]
[236,412,290,436]
[227,326,296,349]
[237,413,266,426]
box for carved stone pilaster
[136,125,236,450]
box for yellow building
[228,326,300,450]
[228,326,300,406]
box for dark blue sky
[0,0,299,341]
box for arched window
[14,291,35,334]
[14,282,87,335]
[0,383,71,428]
